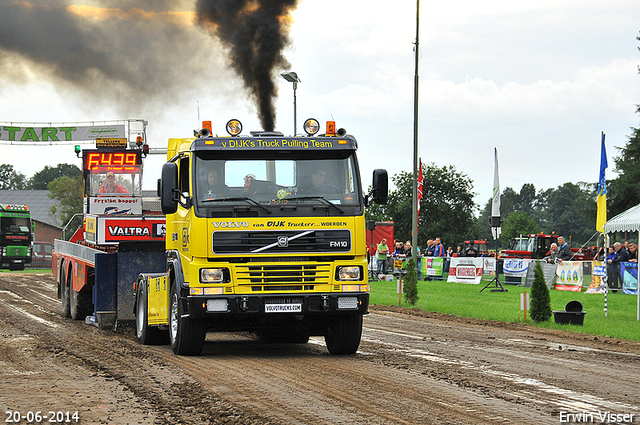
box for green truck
[0,204,33,270]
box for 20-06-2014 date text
[5,411,79,423]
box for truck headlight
[336,266,361,281]
[200,268,227,283]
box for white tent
[604,203,640,233]
[603,203,640,320]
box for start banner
[448,258,483,284]
[0,124,126,143]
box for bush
[403,258,419,306]
[530,261,552,322]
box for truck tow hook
[321,295,330,311]
[240,296,249,312]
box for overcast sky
[1,0,639,213]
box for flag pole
[411,0,420,260]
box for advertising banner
[503,259,530,277]
[447,258,483,284]
[554,261,583,292]
[586,261,607,294]
[621,262,638,295]
[97,217,166,245]
[482,257,496,274]
[421,257,444,277]
[88,197,142,215]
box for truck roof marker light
[303,118,319,136]
[202,121,212,134]
[226,119,242,136]
[326,121,336,136]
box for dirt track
[1,272,639,424]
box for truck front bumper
[186,292,369,318]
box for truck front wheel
[135,280,168,345]
[325,314,363,355]
[169,282,206,355]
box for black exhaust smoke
[195,0,299,132]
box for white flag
[491,147,501,240]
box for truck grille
[213,230,351,254]
[235,263,331,288]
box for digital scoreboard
[82,150,142,172]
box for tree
[545,182,596,244]
[372,163,477,250]
[30,164,82,190]
[500,211,538,244]
[609,107,640,217]
[530,261,551,323]
[0,164,28,189]
[403,258,419,306]
[608,33,640,217]
[48,176,83,237]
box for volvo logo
[277,236,289,247]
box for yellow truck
[135,118,387,355]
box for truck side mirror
[372,169,388,205]
[160,162,179,214]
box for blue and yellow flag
[596,132,607,233]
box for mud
[1,273,639,424]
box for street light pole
[280,71,301,135]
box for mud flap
[86,252,118,329]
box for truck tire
[60,265,71,318]
[169,282,206,355]
[135,280,169,345]
[70,288,93,320]
[324,314,363,355]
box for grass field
[370,275,640,342]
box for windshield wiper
[285,196,344,213]
[200,197,271,214]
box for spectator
[607,242,629,290]
[404,241,412,258]
[556,236,572,262]
[629,243,637,263]
[605,246,616,287]
[592,246,605,261]
[455,245,464,257]
[425,239,435,257]
[377,238,390,275]
[444,246,453,273]
[393,241,406,258]
[543,243,559,264]
[433,238,445,258]
[465,241,479,257]
[98,171,129,194]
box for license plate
[265,303,302,313]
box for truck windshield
[88,166,142,197]
[1,217,30,234]
[194,154,361,212]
